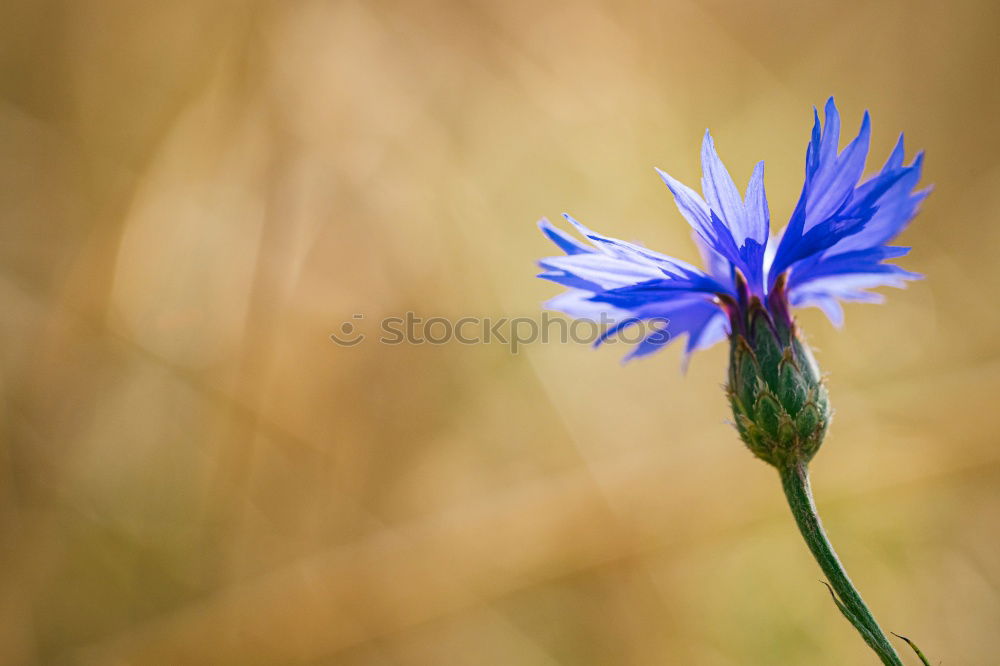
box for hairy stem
[779,463,904,666]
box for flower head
[535,101,934,660]
[537,98,928,362]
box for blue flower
[537,98,928,361]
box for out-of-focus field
[1,1,998,664]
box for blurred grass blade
[891,632,933,666]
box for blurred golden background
[1,1,999,664]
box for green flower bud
[724,280,831,468]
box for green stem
[779,462,904,666]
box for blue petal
[771,163,912,279]
[780,115,927,312]
[818,98,842,167]
[625,323,674,359]
[771,100,876,278]
[744,161,770,246]
[655,167,715,242]
[884,133,906,170]
[539,253,663,290]
[789,246,918,286]
[562,214,718,284]
[792,291,846,327]
[660,139,771,296]
[701,131,751,244]
[803,103,870,231]
[789,270,920,327]
[656,167,746,277]
[589,279,719,309]
[539,215,729,296]
[832,154,928,253]
[593,316,642,347]
[538,217,591,255]
[693,232,734,286]
[623,298,727,361]
[545,290,629,321]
